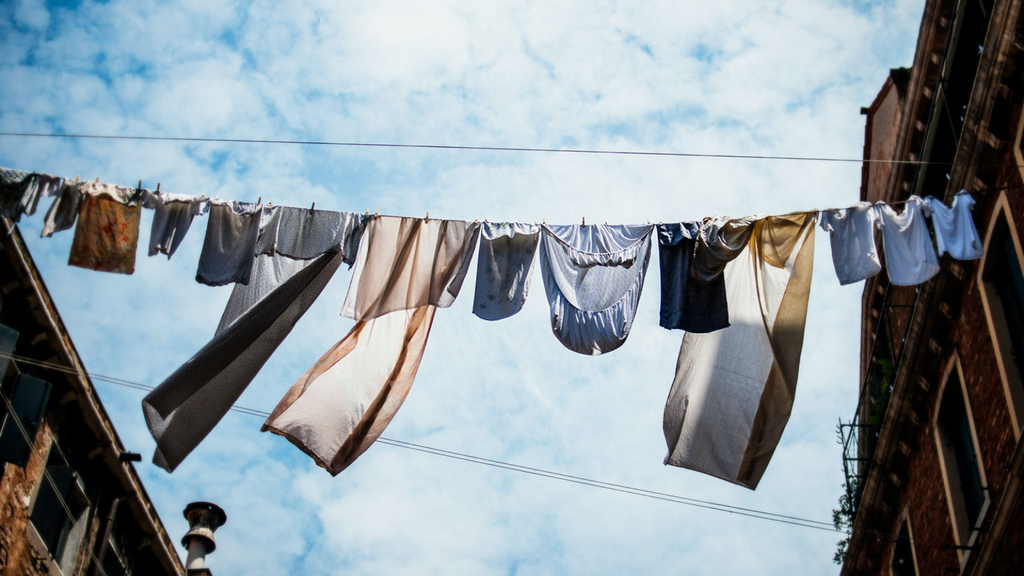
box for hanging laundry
[663,212,816,489]
[262,305,436,475]
[41,177,83,237]
[267,216,478,473]
[341,216,480,321]
[145,191,209,259]
[15,173,64,220]
[0,168,31,221]
[538,223,653,355]
[142,212,366,472]
[877,196,940,286]
[819,202,882,285]
[657,218,756,333]
[256,206,365,264]
[472,222,540,321]
[924,193,983,260]
[195,201,268,286]
[67,182,142,275]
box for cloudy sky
[1,0,925,574]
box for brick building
[840,0,1024,574]
[0,218,183,576]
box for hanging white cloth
[876,196,940,286]
[663,213,816,489]
[923,193,983,260]
[266,216,480,474]
[819,202,882,285]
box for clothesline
[5,130,1018,166]
[0,165,993,492]
[0,164,1001,228]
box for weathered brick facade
[842,1,1024,574]
[0,219,184,576]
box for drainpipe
[182,502,227,575]
[86,496,122,576]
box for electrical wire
[1,352,839,532]
[2,131,1018,167]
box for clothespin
[582,216,586,227]
[425,211,430,221]
[365,209,370,216]
[257,196,262,205]
[604,220,608,225]
[375,210,379,217]
[94,177,100,183]
[156,183,161,193]
[310,202,316,214]
[138,180,142,190]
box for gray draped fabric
[538,224,653,355]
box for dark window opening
[29,448,90,571]
[917,0,994,196]
[983,223,1024,376]
[936,371,986,530]
[892,519,917,576]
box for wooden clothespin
[156,183,161,193]
[138,180,142,190]
[582,216,586,227]
[257,196,262,205]
[425,211,430,221]
[94,177,100,183]
[365,209,370,216]
[310,202,316,214]
[375,210,379,217]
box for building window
[891,515,919,576]
[28,446,90,573]
[933,356,989,559]
[978,196,1024,437]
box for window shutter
[0,374,52,466]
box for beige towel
[263,306,435,475]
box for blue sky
[2,0,924,574]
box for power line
[2,352,838,531]
[0,131,982,166]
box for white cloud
[0,1,926,574]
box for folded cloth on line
[67,182,142,275]
[924,193,983,260]
[657,218,756,333]
[262,305,436,475]
[0,168,32,221]
[11,172,64,221]
[472,222,540,321]
[143,211,366,472]
[819,201,882,285]
[145,191,209,259]
[196,201,269,286]
[341,216,480,322]
[877,196,940,286]
[538,223,653,355]
[663,212,815,489]
[42,177,84,237]
[257,206,365,262]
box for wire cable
[2,131,1017,167]
[1,352,839,531]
